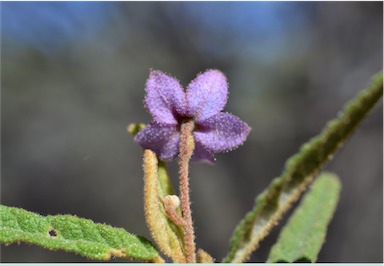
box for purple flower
[135,69,250,164]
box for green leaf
[158,160,176,196]
[223,72,383,263]
[267,172,341,263]
[0,205,163,262]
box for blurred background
[1,1,382,262]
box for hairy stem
[179,120,196,263]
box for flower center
[176,115,195,132]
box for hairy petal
[186,70,228,122]
[191,139,216,164]
[194,113,251,153]
[135,123,180,160]
[145,70,187,124]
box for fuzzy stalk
[179,120,196,263]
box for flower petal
[194,113,250,153]
[191,139,216,164]
[186,69,228,122]
[145,70,187,124]
[135,123,180,161]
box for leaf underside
[143,150,185,262]
[267,172,341,263]
[223,72,383,262]
[0,205,162,262]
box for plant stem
[179,120,196,263]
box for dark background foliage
[1,2,382,262]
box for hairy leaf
[0,205,163,262]
[143,150,185,262]
[197,248,215,263]
[267,172,341,263]
[129,125,183,262]
[223,72,383,262]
